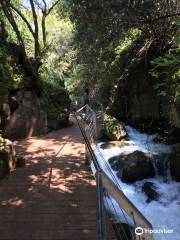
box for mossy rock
[102,114,127,141]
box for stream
[95,126,180,240]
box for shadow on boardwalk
[0,121,97,240]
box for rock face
[110,52,180,138]
[102,114,127,141]
[170,143,180,181]
[109,151,155,183]
[167,102,180,129]
[142,182,159,202]
[4,91,47,140]
[0,139,17,179]
[111,56,161,125]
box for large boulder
[4,91,47,140]
[0,139,17,179]
[109,151,155,183]
[170,143,180,181]
[102,114,127,141]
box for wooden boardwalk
[0,120,97,240]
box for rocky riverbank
[95,120,180,240]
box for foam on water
[95,126,180,240]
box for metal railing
[75,105,153,240]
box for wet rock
[109,151,155,183]
[100,141,130,150]
[109,155,123,171]
[142,182,159,202]
[102,114,127,141]
[121,161,155,183]
[170,143,180,181]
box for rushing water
[95,126,180,240]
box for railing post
[96,171,106,240]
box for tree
[67,0,180,102]
[0,0,61,94]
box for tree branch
[0,0,27,58]
[42,0,47,12]
[29,0,40,59]
[40,0,60,48]
[47,0,61,15]
[9,3,35,38]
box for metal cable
[104,192,131,240]
[96,146,133,229]
[104,193,123,240]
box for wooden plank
[0,120,98,240]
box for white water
[95,126,180,240]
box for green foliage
[63,27,142,104]
[39,16,74,89]
[57,0,72,19]
[59,0,179,113]
[150,48,180,102]
[0,41,23,102]
[40,13,77,103]
[65,63,88,100]
[40,15,72,127]
[42,86,70,130]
